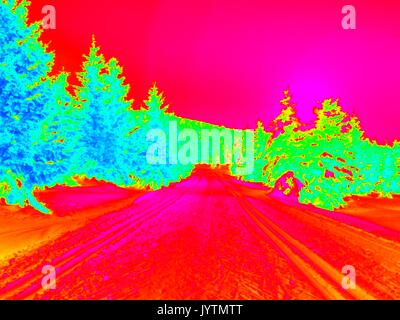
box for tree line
[245,90,400,210]
[1,1,399,213]
[0,1,194,213]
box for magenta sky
[30,0,400,142]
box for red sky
[29,0,400,142]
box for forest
[1,0,399,213]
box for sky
[28,0,400,143]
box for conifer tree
[130,84,172,188]
[314,99,349,137]
[74,37,134,185]
[144,82,169,116]
[264,90,304,186]
[271,89,302,138]
[296,99,363,209]
[254,121,269,159]
[127,84,193,188]
[0,0,54,213]
[248,120,271,182]
[36,72,79,188]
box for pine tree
[144,82,169,116]
[270,89,302,138]
[129,84,171,188]
[36,72,79,188]
[0,0,54,213]
[298,99,362,209]
[127,84,193,188]
[264,90,304,184]
[314,99,350,138]
[74,36,134,185]
[248,120,271,182]
[254,121,269,158]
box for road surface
[0,169,399,299]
